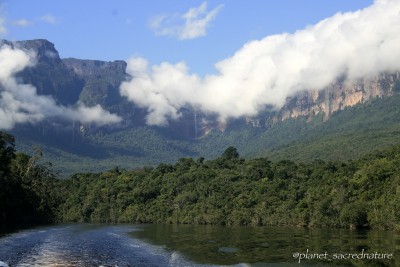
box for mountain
[7,39,84,106]
[267,72,400,122]
[4,39,400,176]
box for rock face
[15,39,62,63]
[273,73,399,123]
[62,58,127,79]
[2,39,85,105]
[63,58,128,107]
[181,72,400,136]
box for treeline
[59,147,400,231]
[1,131,400,230]
[0,132,61,229]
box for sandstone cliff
[277,73,400,122]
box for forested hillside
[59,146,400,230]
[2,36,399,231]
[13,92,400,176]
[2,131,400,230]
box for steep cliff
[239,72,400,130]
[5,39,85,105]
[63,58,128,108]
[275,73,400,122]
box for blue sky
[2,0,373,75]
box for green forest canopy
[1,131,399,231]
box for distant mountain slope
[13,93,400,176]
[3,39,400,176]
[11,39,85,105]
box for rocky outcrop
[243,72,400,128]
[2,39,85,105]
[62,58,128,108]
[0,39,62,65]
[12,39,61,64]
[62,58,127,79]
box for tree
[1,131,62,227]
[0,132,16,226]
[222,146,240,160]
[0,131,15,177]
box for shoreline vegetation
[1,131,399,231]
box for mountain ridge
[6,38,400,133]
[2,39,400,175]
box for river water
[0,224,398,266]
[0,224,199,267]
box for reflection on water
[0,224,197,267]
[0,224,398,266]
[131,224,399,266]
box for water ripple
[0,224,190,267]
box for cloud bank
[122,0,400,126]
[0,45,121,130]
[149,2,223,40]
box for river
[0,224,398,266]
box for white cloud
[0,45,121,130]
[37,14,57,24]
[12,19,31,27]
[149,1,223,40]
[121,0,400,126]
[10,14,57,29]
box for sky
[1,0,373,75]
[3,0,400,128]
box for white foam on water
[107,232,121,237]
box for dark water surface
[0,224,398,267]
[132,224,399,266]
